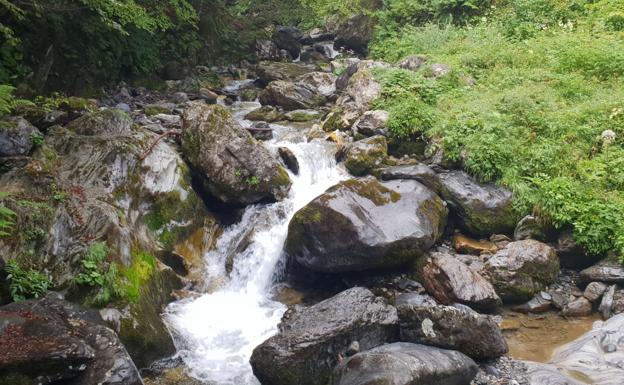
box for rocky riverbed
[1,19,624,385]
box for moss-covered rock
[244,105,282,122]
[181,102,292,205]
[284,109,322,122]
[285,178,447,273]
[66,108,132,136]
[436,171,518,236]
[343,135,388,176]
[0,117,42,157]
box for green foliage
[5,260,51,301]
[0,85,33,116]
[0,193,16,237]
[370,0,624,257]
[74,242,123,307]
[122,251,157,302]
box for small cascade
[165,92,346,384]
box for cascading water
[165,95,347,384]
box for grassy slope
[369,0,624,257]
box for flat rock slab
[332,342,478,385]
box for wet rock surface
[286,178,447,273]
[483,240,560,302]
[436,171,517,236]
[342,135,387,176]
[417,251,501,312]
[181,102,292,205]
[0,117,42,157]
[250,287,398,385]
[259,80,326,111]
[0,294,142,385]
[579,261,624,285]
[398,303,508,360]
[332,342,478,385]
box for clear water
[165,100,346,384]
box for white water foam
[165,100,346,384]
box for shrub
[5,260,51,301]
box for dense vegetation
[369,0,624,257]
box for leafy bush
[74,242,123,307]
[370,0,624,258]
[0,85,32,116]
[5,260,51,301]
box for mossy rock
[144,104,173,116]
[244,106,282,122]
[285,178,447,273]
[344,135,388,176]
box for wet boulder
[244,105,282,122]
[256,61,313,85]
[561,296,593,317]
[352,110,389,137]
[331,342,478,385]
[272,26,303,59]
[181,102,292,205]
[278,147,299,175]
[398,303,508,360]
[451,234,497,256]
[580,262,624,285]
[296,72,337,97]
[555,229,601,269]
[284,109,322,122]
[482,240,560,302]
[437,171,517,236]
[380,163,441,191]
[512,291,553,313]
[66,108,133,136]
[584,282,608,303]
[0,294,142,385]
[285,178,447,273]
[334,14,375,55]
[259,81,326,111]
[0,117,42,157]
[250,287,398,385]
[417,251,501,312]
[343,135,388,176]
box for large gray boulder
[285,178,448,273]
[580,261,624,285]
[0,116,42,157]
[352,110,389,137]
[296,72,337,97]
[437,171,517,236]
[380,163,442,191]
[250,287,398,385]
[331,342,478,385]
[256,61,313,85]
[482,240,560,302]
[67,108,133,136]
[181,102,292,205]
[398,303,508,360]
[0,294,142,385]
[259,81,326,111]
[334,14,375,55]
[417,251,501,312]
[272,26,303,59]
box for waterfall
[164,98,347,385]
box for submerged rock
[278,147,299,175]
[250,287,398,385]
[331,342,478,385]
[482,240,560,302]
[549,313,624,385]
[286,178,447,273]
[437,171,517,236]
[398,303,508,360]
[181,102,291,205]
[0,294,142,385]
[417,251,501,312]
